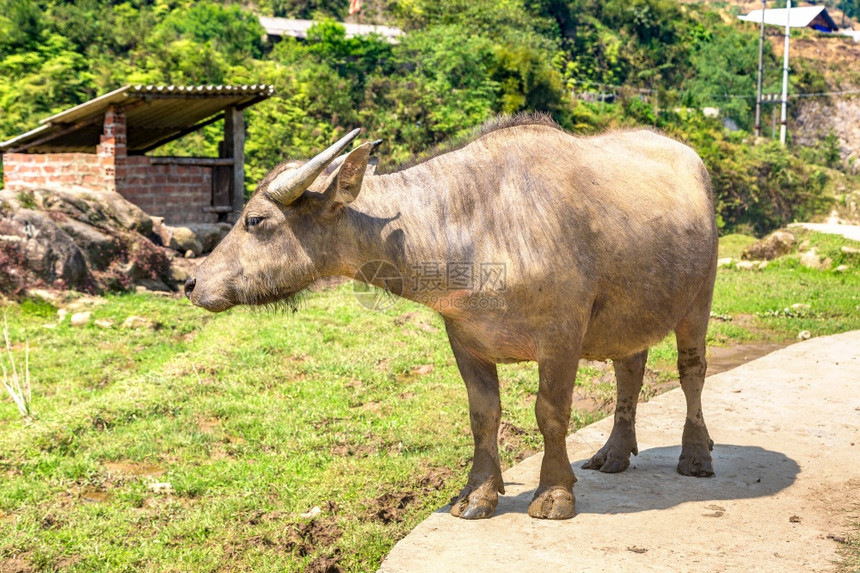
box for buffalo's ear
[323,141,374,207]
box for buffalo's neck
[338,168,475,302]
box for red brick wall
[2,106,217,224]
[2,153,104,191]
[98,106,127,192]
[121,157,216,224]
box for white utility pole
[779,0,791,146]
[754,0,766,138]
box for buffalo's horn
[267,128,362,205]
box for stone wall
[795,97,860,173]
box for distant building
[259,16,403,43]
[738,6,839,33]
[0,85,274,225]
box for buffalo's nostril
[184,277,196,297]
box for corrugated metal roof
[738,6,838,31]
[259,16,403,43]
[0,84,275,154]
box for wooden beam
[7,99,148,153]
[149,157,234,166]
[224,106,245,220]
[134,112,225,154]
[7,115,103,153]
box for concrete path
[381,331,860,572]
[790,222,860,243]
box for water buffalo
[186,114,718,520]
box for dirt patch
[571,390,609,415]
[104,461,166,477]
[707,342,790,376]
[219,510,343,570]
[196,417,221,433]
[80,488,113,503]
[368,492,416,524]
[417,466,454,491]
[287,518,343,557]
[394,312,440,334]
[331,442,378,458]
[498,420,539,462]
[0,556,34,573]
[306,554,344,573]
[396,364,435,383]
[365,466,455,524]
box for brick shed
[0,84,274,225]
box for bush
[673,115,831,235]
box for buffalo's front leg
[446,331,504,519]
[528,352,579,519]
[583,349,647,473]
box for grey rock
[742,231,796,261]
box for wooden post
[224,106,245,221]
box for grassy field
[1,231,858,572]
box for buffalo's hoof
[449,483,498,520]
[582,445,634,473]
[677,443,715,477]
[528,486,575,520]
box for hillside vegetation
[0,0,857,234]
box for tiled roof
[0,84,275,154]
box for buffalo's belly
[579,312,676,360]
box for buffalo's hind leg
[528,351,580,520]
[675,285,716,478]
[583,349,647,473]
[446,328,504,519]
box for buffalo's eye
[246,216,264,228]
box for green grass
[0,229,858,571]
[716,233,758,259]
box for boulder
[800,248,832,270]
[57,218,119,270]
[0,209,92,291]
[154,222,230,256]
[169,256,200,284]
[166,226,203,257]
[70,311,92,327]
[29,187,152,235]
[135,278,172,292]
[0,188,175,296]
[184,223,232,252]
[742,231,796,261]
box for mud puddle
[707,342,791,376]
[103,462,166,477]
[81,488,113,503]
